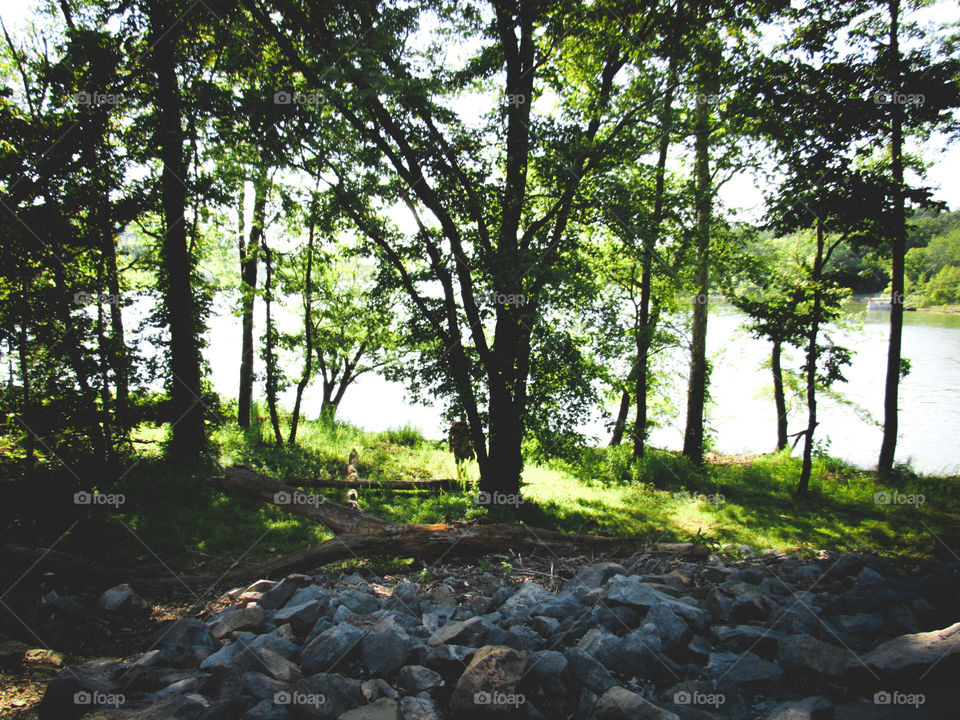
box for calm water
[202,296,960,476]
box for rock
[667,679,748,718]
[301,623,364,675]
[764,696,833,720]
[595,686,680,720]
[398,695,443,720]
[259,576,312,612]
[861,620,960,680]
[606,576,710,631]
[833,698,942,719]
[396,665,443,693]
[273,601,325,636]
[360,618,412,675]
[37,669,117,720]
[778,634,852,679]
[563,647,616,696]
[792,566,823,584]
[563,562,626,592]
[211,606,266,639]
[704,589,733,624]
[361,679,398,702]
[337,698,401,720]
[577,628,626,671]
[411,643,475,678]
[85,694,208,719]
[98,583,150,613]
[242,670,288,701]
[832,613,884,637]
[643,604,691,656]
[42,590,86,615]
[240,699,289,719]
[337,588,380,616]
[151,619,219,667]
[249,633,301,661]
[196,696,258,719]
[498,582,553,624]
[713,625,786,661]
[383,582,421,616]
[287,673,366,719]
[729,587,770,622]
[728,569,764,585]
[428,616,492,647]
[450,645,531,713]
[705,651,783,691]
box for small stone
[98,583,150,613]
[396,665,443,693]
[765,695,833,720]
[595,686,680,720]
[337,697,401,720]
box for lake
[203,296,960,476]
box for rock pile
[37,551,960,719]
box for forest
[0,0,959,717]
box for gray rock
[288,673,366,719]
[778,634,852,678]
[563,562,626,592]
[241,671,287,700]
[338,588,380,615]
[410,644,475,678]
[360,618,412,675]
[259,576,312,612]
[301,623,364,674]
[383,582,421,616]
[87,694,208,719]
[832,613,884,637]
[398,695,443,720]
[98,584,150,613]
[337,698,401,720]
[211,606,266,639]
[396,665,443,693]
[606,576,710,631]
[764,695,832,720]
[285,585,331,610]
[705,651,783,691]
[861,620,960,680]
[361,679,398,702]
[643,604,691,655]
[196,697,258,719]
[273,601,325,636]
[595,686,680,720]
[563,647,616,696]
[241,698,290,719]
[704,589,733,624]
[427,616,492,647]
[498,582,553,624]
[249,634,301,661]
[792,566,823,584]
[713,625,786,660]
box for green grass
[16,410,957,575]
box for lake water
[203,296,960,476]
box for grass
[5,408,958,575]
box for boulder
[778,635,852,679]
[449,645,531,714]
[301,623,364,675]
[287,673,366,719]
[861,621,960,680]
[595,686,680,720]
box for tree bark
[798,220,826,496]
[239,167,269,429]
[149,0,205,462]
[289,196,316,446]
[772,338,788,451]
[263,243,283,446]
[609,390,630,446]
[878,0,905,476]
[682,47,715,467]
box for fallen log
[285,476,464,492]
[211,464,710,581]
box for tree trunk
[798,220,826,496]
[633,57,676,462]
[103,232,129,430]
[16,319,34,464]
[238,168,268,429]
[149,0,205,462]
[263,243,283,446]
[483,375,523,497]
[772,338,788,451]
[289,199,316,446]
[878,0,905,476]
[682,52,714,467]
[609,390,630,446]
